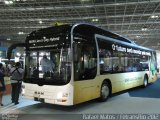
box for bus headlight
[57,92,69,102]
[57,92,69,99]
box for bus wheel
[143,76,148,87]
[99,82,110,102]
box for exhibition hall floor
[1,79,160,119]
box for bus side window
[112,52,125,73]
[140,55,149,71]
[98,39,112,74]
[99,49,112,74]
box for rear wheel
[98,82,110,102]
[143,76,148,87]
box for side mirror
[7,43,26,60]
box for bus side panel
[109,72,144,93]
[100,72,149,94]
[73,71,149,104]
[73,70,157,104]
[73,72,142,104]
[73,77,100,105]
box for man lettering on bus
[10,62,24,105]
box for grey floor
[0,79,160,120]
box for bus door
[73,35,98,103]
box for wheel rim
[101,84,109,99]
[144,78,147,86]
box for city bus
[7,23,157,106]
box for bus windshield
[25,47,71,85]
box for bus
[7,23,158,106]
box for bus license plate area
[34,97,45,103]
[34,91,45,102]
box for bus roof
[26,24,72,39]
[26,23,154,52]
[71,23,154,52]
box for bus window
[125,53,149,72]
[140,55,149,71]
[133,56,143,71]
[25,48,71,84]
[99,49,112,74]
[112,52,125,73]
[97,39,112,74]
[73,35,97,80]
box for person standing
[10,62,24,105]
[0,63,6,106]
[40,55,54,73]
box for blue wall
[0,47,7,51]
[0,47,16,52]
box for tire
[98,82,110,102]
[143,76,148,87]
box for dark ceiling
[0,0,160,49]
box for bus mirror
[7,43,26,60]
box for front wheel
[143,76,148,87]
[98,82,110,102]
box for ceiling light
[4,0,14,5]
[4,1,10,4]
[18,32,24,35]
[16,52,21,57]
[92,18,99,22]
[136,36,140,38]
[40,52,44,56]
[43,36,46,39]
[150,15,158,18]
[46,53,49,56]
[9,1,13,4]
[7,38,11,41]
[141,28,147,31]
[39,20,43,24]
[33,52,36,56]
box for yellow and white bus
[7,23,157,106]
